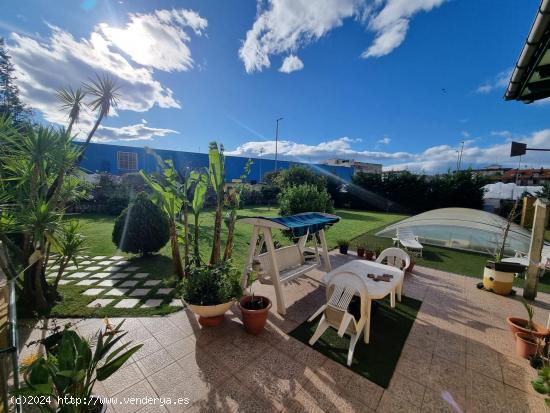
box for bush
[279,184,334,216]
[112,192,170,255]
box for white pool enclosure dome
[376,207,532,256]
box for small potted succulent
[14,320,142,412]
[337,239,349,255]
[507,300,550,340]
[356,243,366,258]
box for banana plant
[208,143,225,265]
[140,160,185,278]
[190,170,208,265]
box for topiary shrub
[279,184,334,216]
[112,191,170,255]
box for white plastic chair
[375,247,410,303]
[308,272,369,366]
[392,227,423,257]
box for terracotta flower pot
[365,251,375,261]
[406,259,415,273]
[357,248,366,258]
[506,317,550,339]
[515,332,541,359]
[239,295,272,335]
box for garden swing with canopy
[238,212,340,315]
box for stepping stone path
[51,255,176,310]
[115,299,140,308]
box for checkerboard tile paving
[49,255,177,310]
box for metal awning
[505,0,550,103]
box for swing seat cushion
[257,245,319,284]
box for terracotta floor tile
[377,391,420,413]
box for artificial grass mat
[289,295,422,388]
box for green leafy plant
[279,183,334,216]
[181,261,241,306]
[51,221,87,291]
[112,191,170,255]
[15,320,142,412]
[523,299,535,331]
[532,367,550,408]
[337,239,350,248]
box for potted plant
[356,243,366,258]
[516,331,541,359]
[406,256,416,273]
[364,246,375,261]
[14,320,142,412]
[182,261,242,327]
[239,292,272,335]
[506,300,550,339]
[482,201,526,295]
[337,239,349,255]
[531,349,550,406]
[179,143,249,326]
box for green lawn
[50,208,405,317]
[51,207,550,317]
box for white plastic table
[321,260,404,343]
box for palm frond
[83,74,120,117]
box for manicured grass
[290,295,422,388]
[50,208,406,317]
[351,229,550,294]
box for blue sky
[1,0,549,172]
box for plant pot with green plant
[506,300,550,340]
[13,320,142,412]
[482,201,526,295]
[516,331,542,359]
[238,261,272,334]
[337,239,349,255]
[177,143,251,327]
[356,243,366,258]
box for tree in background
[0,37,30,124]
[276,165,326,191]
[348,169,487,213]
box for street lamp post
[275,117,283,172]
[258,147,264,182]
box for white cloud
[6,9,204,138]
[227,136,412,161]
[99,9,207,72]
[361,0,446,58]
[228,129,550,173]
[279,55,304,73]
[378,136,391,145]
[476,69,512,94]
[89,121,178,142]
[239,0,447,73]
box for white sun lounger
[502,245,550,269]
[392,227,423,257]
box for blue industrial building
[76,142,355,183]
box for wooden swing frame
[238,213,338,315]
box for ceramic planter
[506,317,550,339]
[187,300,235,327]
[482,265,514,295]
[515,332,541,359]
[239,295,272,335]
[339,245,348,255]
[357,248,366,258]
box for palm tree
[56,86,86,134]
[82,74,120,148]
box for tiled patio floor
[19,252,550,412]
